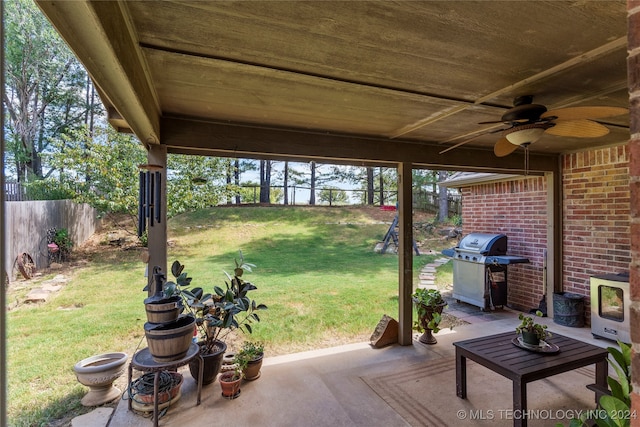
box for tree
[167,154,230,216]
[4,0,98,182]
[259,160,272,203]
[45,124,146,218]
[318,187,348,205]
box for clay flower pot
[130,371,183,405]
[73,352,128,406]
[219,371,242,399]
[243,354,264,381]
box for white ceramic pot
[73,352,128,406]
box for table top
[453,332,608,381]
[132,343,200,370]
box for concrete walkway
[90,299,613,427]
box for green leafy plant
[411,288,447,333]
[238,340,264,361]
[595,341,632,427]
[515,311,550,341]
[557,341,632,427]
[231,353,249,380]
[164,252,268,355]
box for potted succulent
[164,252,267,385]
[412,288,447,345]
[236,341,264,381]
[515,311,550,346]
[219,353,247,399]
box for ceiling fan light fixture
[504,123,548,145]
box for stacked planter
[143,269,195,363]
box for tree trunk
[438,170,448,222]
[366,167,374,205]
[260,160,271,203]
[226,160,233,205]
[309,161,316,205]
[379,167,384,206]
[283,161,289,205]
[234,159,241,204]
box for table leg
[513,378,527,427]
[127,364,133,411]
[595,358,608,404]
[197,355,203,405]
[153,371,160,427]
[456,349,467,399]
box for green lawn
[6,205,448,426]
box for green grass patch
[6,205,441,426]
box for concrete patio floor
[103,300,615,427]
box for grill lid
[457,233,507,255]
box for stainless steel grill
[442,233,529,311]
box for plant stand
[416,301,446,345]
[418,328,438,345]
[128,343,202,427]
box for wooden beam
[161,117,558,173]
[36,0,160,145]
[397,162,414,346]
[146,145,167,295]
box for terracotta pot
[132,371,183,405]
[219,371,242,399]
[243,354,263,381]
[188,340,227,384]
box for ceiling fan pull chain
[523,142,530,176]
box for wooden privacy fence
[4,200,100,282]
[4,182,29,201]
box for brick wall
[460,149,631,316]
[461,176,547,311]
[627,0,640,419]
[562,148,631,300]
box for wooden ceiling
[36,1,630,174]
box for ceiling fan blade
[541,106,627,121]
[478,120,506,124]
[494,137,518,157]
[478,118,528,125]
[544,119,610,138]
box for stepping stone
[25,288,50,303]
[421,266,437,273]
[42,283,63,292]
[419,273,435,280]
[71,407,113,427]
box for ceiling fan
[482,95,627,158]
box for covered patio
[105,305,610,427]
[33,1,639,425]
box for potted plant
[515,310,550,346]
[236,341,264,381]
[164,252,267,384]
[219,353,247,399]
[412,288,447,345]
